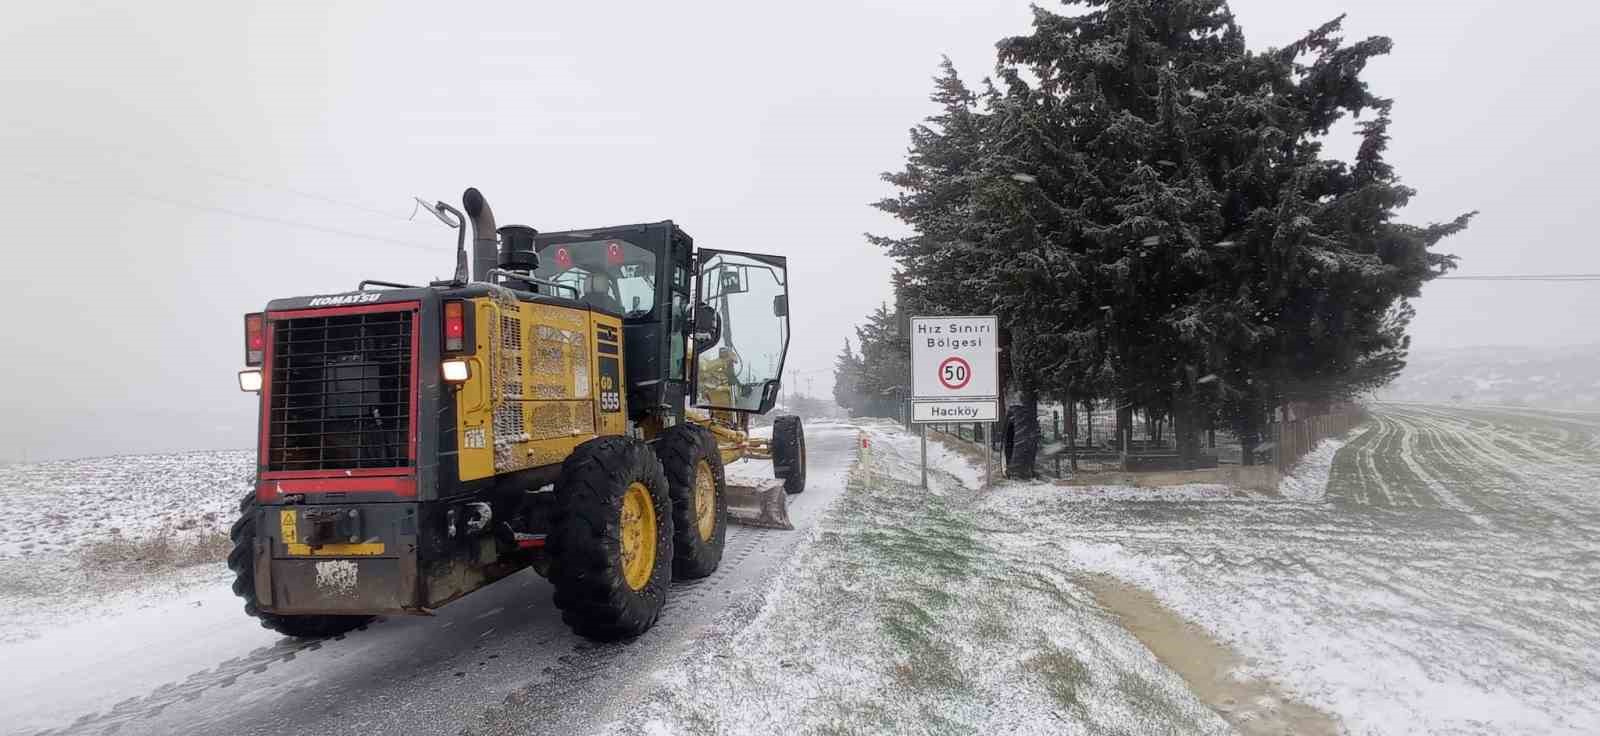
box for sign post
[920,424,928,490]
[908,315,1000,488]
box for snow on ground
[0,450,252,643]
[604,421,1231,736]
[1276,432,1350,502]
[1017,404,1600,735]
[0,450,251,556]
[607,405,1600,735]
[0,566,283,733]
[9,407,1592,734]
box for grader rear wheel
[548,436,673,642]
[227,494,374,639]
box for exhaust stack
[462,188,497,283]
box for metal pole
[983,423,992,489]
[919,423,928,489]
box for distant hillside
[1376,344,1600,409]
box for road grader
[231,188,804,641]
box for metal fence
[1272,406,1367,473]
[916,399,1366,480]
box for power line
[1437,274,1600,282]
[19,169,447,253]
[1,122,417,223]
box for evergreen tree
[832,339,866,416]
[853,303,912,418]
[869,1,1470,468]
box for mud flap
[724,478,793,530]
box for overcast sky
[2,0,1596,463]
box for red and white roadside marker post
[909,315,1000,489]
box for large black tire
[227,494,374,638]
[771,415,807,494]
[1004,404,1040,480]
[654,425,727,580]
[548,436,673,642]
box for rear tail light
[444,300,468,353]
[244,313,265,365]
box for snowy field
[1055,402,1600,734]
[608,405,1600,735]
[0,450,251,644]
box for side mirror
[772,294,788,318]
[692,303,721,353]
[757,380,781,414]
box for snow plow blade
[725,478,794,530]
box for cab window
[534,239,657,317]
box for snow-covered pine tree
[832,339,866,417]
[873,1,1470,468]
[852,303,912,419]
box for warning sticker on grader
[280,510,298,545]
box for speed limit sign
[938,357,971,390]
[911,316,998,422]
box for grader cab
[230,188,803,642]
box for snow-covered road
[2,423,860,736]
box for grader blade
[725,478,794,530]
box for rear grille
[267,309,414,472]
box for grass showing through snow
[609,424,1228,736]
[1043,404,1600,735]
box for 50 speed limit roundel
[938,357,971,390]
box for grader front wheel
[772,415,807,494]
[548,436,673,642]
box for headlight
[238,369,262,392]
[442,359,470,383]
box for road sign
[910,315,1000,489]
[911,315,999,400]
[912,400,998,423]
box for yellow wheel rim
[694,460,716,542]
[620,481,657,591]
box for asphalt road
[25,423,859,736]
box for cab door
[691,249,790,414]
